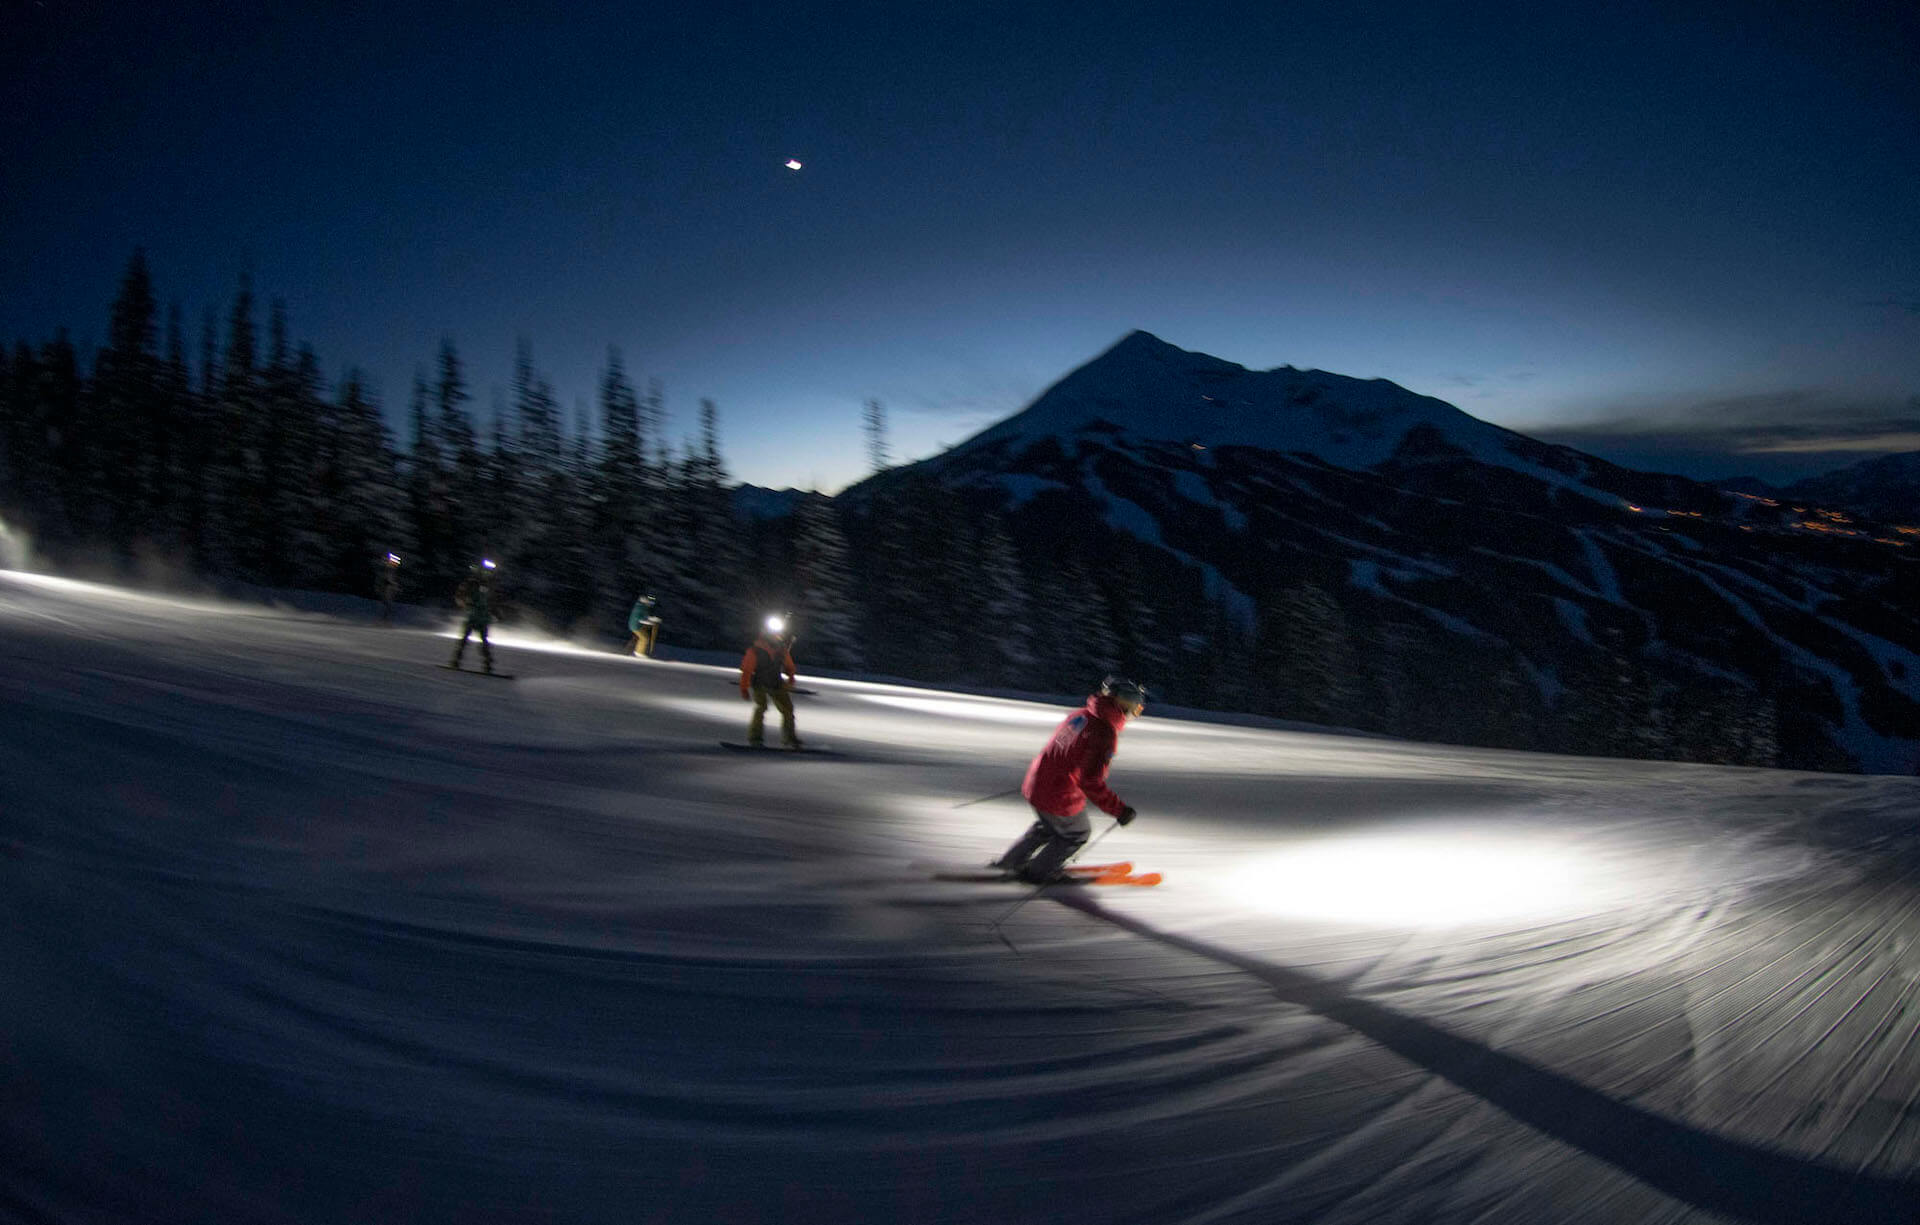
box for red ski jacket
[1022,693,1131,819]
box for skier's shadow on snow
[1054,893,1920,1225]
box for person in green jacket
[449,561,498,674]
[627,593,661,657]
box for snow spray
[0,515,32,571]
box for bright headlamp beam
[1221,826,1630,928]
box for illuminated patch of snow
[1221,825,1660,928]
[856,694,1065,724]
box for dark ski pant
[994,807,1092,881]
[451,617,493,672]
[748,683,797,747]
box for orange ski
[1081,871,1161,887]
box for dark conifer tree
[477,391,518,566]
[1254,581,1357,724]
[215,278,261,577]
[1040,556,1119,691]
[154,304,190,555]
[434,339,482,573]
[540,398,597,624]
[405,372,451,596]
[863,398,889,473]
[852,483,921,675]
[40,330,84,553]
[255,303,316,586]
[185,309,220,571]
[277,343,329,587]
[504,344,574,620]
[1186,595,1258,713]
[673,399,742,643]
[0,344,13,506]
[95,250,160,561]
[1561,625,1671,759]
[513,339,562,477]
[5,341,58,546]
[967,515,1036,686]
[339,372,407,596]
[790,494,862,668]
[596,348,646,615]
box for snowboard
[441,664,515,679]
[719,741,834,755]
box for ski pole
[988,817,1122,935]
[952,786,1022,809]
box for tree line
[0,253,1088,681]
[0,253,771,643]
[0,252,1781,768]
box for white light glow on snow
[1222,827,1632,928]
[0,516,31,570]
[436,627,609,659]
[856,694,1064,724]
[0,568,219,611]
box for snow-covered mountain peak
[955,331,1524,473]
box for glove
[1116,806,1137,826]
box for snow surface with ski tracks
[2,568,1918,1224]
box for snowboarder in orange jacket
[740,614,801,749]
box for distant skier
[739,614,801,749]
[627,593,661,657]
[991,676,1145,882]
[377,552,402,622]
[449,561,498,674]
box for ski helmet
[1101,676,1149,711]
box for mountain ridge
[840,332,1920,773]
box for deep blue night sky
[4,0,1916,490]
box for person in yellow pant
[627,593,660,656]
[739,614,800,749]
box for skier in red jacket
[990,677,1146,882]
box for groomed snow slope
[3,570,1918,1224]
